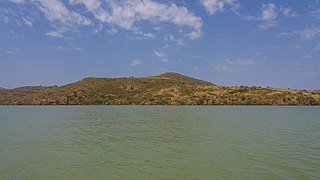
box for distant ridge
[0,73,319,105]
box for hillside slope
[0,86,56,104]
[1,73,319,105]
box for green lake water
[0,106,319,179]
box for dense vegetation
[1,73,319,105]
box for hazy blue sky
[1,0,320,89]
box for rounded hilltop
[158,72,215,86]
[1,72,320,105]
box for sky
[0,0,320,90]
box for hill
[1,73,319,105]
[0,86,55,101]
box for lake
[0,106,319,179]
